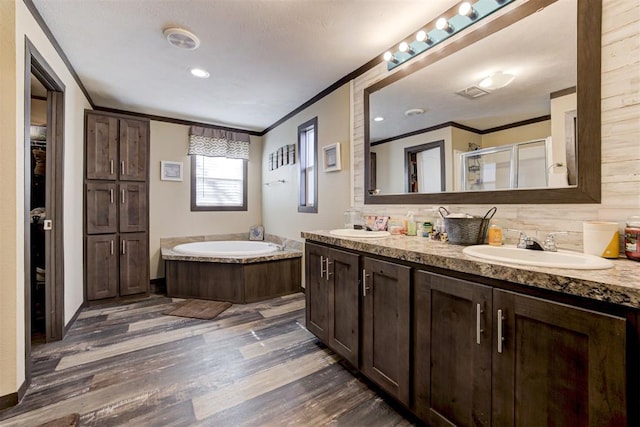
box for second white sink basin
[463,245,614,270]
[329,229,391,238]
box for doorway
[24,39,65,379]
[405,140,445,193]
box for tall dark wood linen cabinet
[84,111,150,302]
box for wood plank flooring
[0,293,416,426]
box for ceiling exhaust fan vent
[163,27,200,50]
[456,85,490,100]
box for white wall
[149,121,263,278]
[261,83,351,242]
[0,0,91,397]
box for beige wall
[149,121,263,278]
[261,83,351,242]
[352,0,640,252]
[1,0,91,397]
[30,99,47,125]
[0,0,19,399]
[480,120,550,147]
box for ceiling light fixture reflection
[373,116,384,122]
[478,71,516,90]
[190,68,210,78]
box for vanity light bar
[384,0,515,71]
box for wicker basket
[439,207,497,245]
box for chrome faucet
[508,230,568,252]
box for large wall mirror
[364,0,601,205]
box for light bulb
[416,30,432,44]
[436,17,448,30]
[459,2,475,17]
[399,42,409,52]
[383,51,398,63]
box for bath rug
[36,413,79,427]
[165,299,231,320]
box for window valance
[188,126,250,159]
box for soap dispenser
[488,220,503,246]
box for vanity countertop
[301,230,640,309]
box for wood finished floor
[0,293,416,426]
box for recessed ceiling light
[373,116,384,122]
[190,68,210,78]
[164,27,200,50]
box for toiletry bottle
[406,211,417,236]
[625,216,640,261]
[488,220,503,246]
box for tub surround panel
[301,231,640,308]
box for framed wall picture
[322,142,341,172]
[160,161,183,181]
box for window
[298,117,317,213]
[191,155,247,211]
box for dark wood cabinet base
[165,258,301,304]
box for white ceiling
[31,0,463,132]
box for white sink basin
[463,245,614,270]
[329,229,391,238]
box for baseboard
[0,379,27,411]
[64,301,85,335]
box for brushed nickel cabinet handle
[476,303,483,345]
[122,239,126,255]
[110,159,114,175]
[110,188,114,204]
[110,240,114,255]
[121,160,125,175]
[325,258,332,281]
[497,309,504,353]
[320,255,325,278]
[121,189,125,204]
[362,269,370,296]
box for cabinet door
[119,119,148,181]
[119,182,148,232]
[119,233,149,296]
[413,270,492,426]
[86,114,118,180]
[492,290,627,426]
[305,243,329,341]
[86,234,118,300]
[362,257,411,406]
[327,247,360,367]
[86,182,117,234]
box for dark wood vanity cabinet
[414,270,627,426]
[413,270,493,425]
[304,240,634,426]
[362,257,411,406]
[305,243,360,367]
[84,111,149,302]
